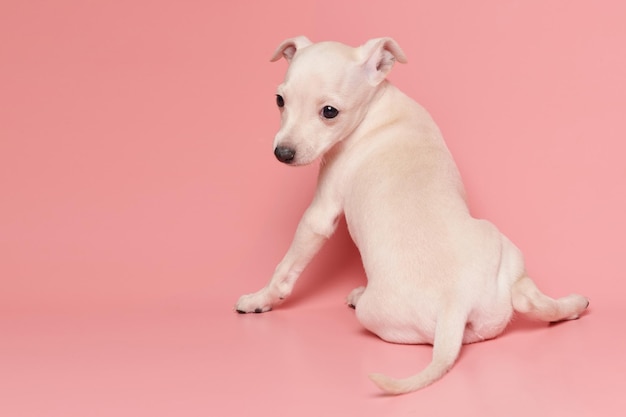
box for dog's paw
[346,286,366,309]
[235,291,275,314]
[562,294,590,321]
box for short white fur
[235,36,589,395]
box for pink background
[1,0,625,415]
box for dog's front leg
[235,199,340,313]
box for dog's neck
[320,81,394,167]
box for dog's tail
[369,308,466,395]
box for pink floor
[2,297,625,416]
[2,1,625,416]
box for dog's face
[271,37,407,165]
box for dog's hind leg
[512,276,589,322]
[346,286,366,309]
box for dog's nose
[274,146,296,163]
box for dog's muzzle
[274,146,296,164]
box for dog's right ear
[270,36,312,62]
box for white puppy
[235,36,589,395]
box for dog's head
[270,36,407,165]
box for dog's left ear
[360,37,408,85]
[270,36,313,62]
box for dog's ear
[360,37,407,85]
[270,36,313,62]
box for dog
[235,36,589,395]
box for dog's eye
[276,94,285,108]
[322,106,339,119]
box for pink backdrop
[1,1,624,416]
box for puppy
[235,36,589,395]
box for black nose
[274,146,296,163]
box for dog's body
[235,37,589,395]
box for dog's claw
[235,307,272,314]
